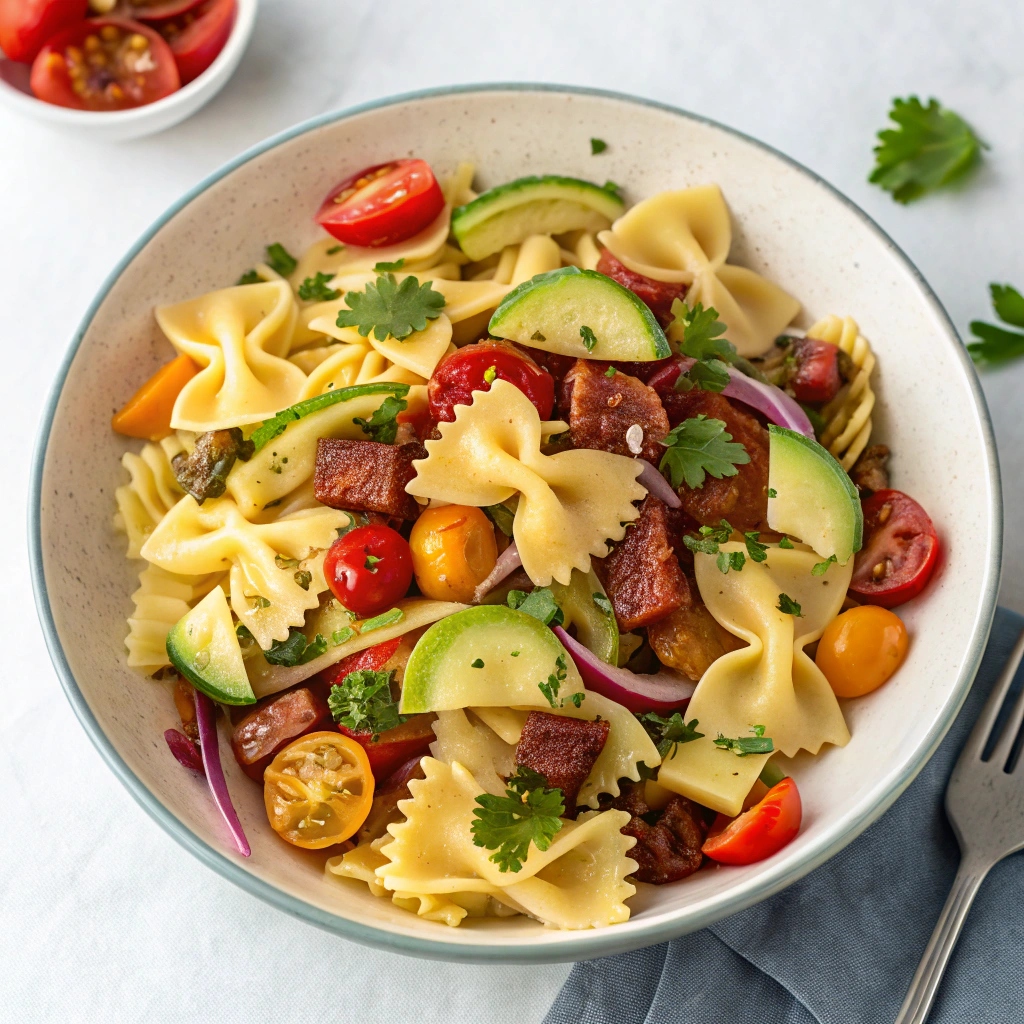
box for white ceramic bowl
[30,85,1001,962]
[0,0,257,142]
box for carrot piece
[112,354,199,441]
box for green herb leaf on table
[335,273,446,341]
[638,712,705,758]
[811,554,837,576]
[714,725,774,757]
[590,138,608,154]
[969,284,1024,365]
[328,668,405,739]
[265,243,298,277]
[580,325,598,352]
[298,271,341,302]
[869,96,985,204]
[659,415,750,490]
[507,588,565,627]
[352,394,408,444]
[471,766,565,873]
[777,593,803,617]
[374,258,406,273]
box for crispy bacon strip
[314,439,425,520]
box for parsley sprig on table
[968,284,1024,365]
[335,272,446,341]
[869,96,985,204]
[328,668,405,739]
[638,712,705,758]
[659,414,750,490]
[471,767,565,873]
[352,394,408,444]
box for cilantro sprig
[328,668,405,739]
[638,712,704,758]
[714,725,774,757]
[869,96,985,204]
[471,767,565,873]
[969,284,1024,365]
[659,414,750,490]
[353,394,408,444]
[335,272,446,341]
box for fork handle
[894,856,990,1024]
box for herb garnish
[507,588,564,627]
[869,96,985,204]
[483,503,515,537]
[778,536,794,549]
[237,625,327,666]
[236,269,261,285]
[538,653,569,708]
[968,284,1024,365]
[669,301,739,393]
[328,668,405,739]
[298,271,341,302]
[332,626,356,646]
[777,593,803,617]
[326,244,344,255]
[335,272,446,341]
[580,325,598,352]
[659,415,750,490]
[293,570,313,591]
[352,393,408,444]
[744,531,769,563]
[364,554,382,572]
[768,487,778,499]
[590,138,608,154]
[714,725,774,756]
[604,366,617,378]
[471,766,564,873]
[472,658,485,669]
[592,592,614,617]
[812,554,837,576]
[265,243,298,277]
[638,712,705,758]
[603,181,622,196]
[361,607,404,632]
[374,258,406,273]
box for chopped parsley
[768,488,778,499]
[603,181,622,196]
[511,650,520,657]
[530,330,546,342]
[592,592,614,618]
[638,712,705,758]
[778,536,794,549]
[374,258,406,273]
[297,271,341,302]
[471,658,485,669]
[483,364,498,384]
[293,569,313,590]
[328,668,405,739]
[331,626,356,646]
[537,653,570,708]
[659,415,750,489]
[364,554,382,572]
[483,503,515,537]
[471,766,564,873]
[326,244,344,255]
[777,593,803,617]
[361,607,404,632]
[717,550,746,574]
[580,325,598,352]
[714,725,774,756]
[604,366,617,377]
[236,269,261,285]
[590,137,608,154]
[265,243,298,276]
[812,554,838,576]
[507,588,564,627]
[744,531,769,563]
[237,626,327,666]
[869,96,985,204]
[671,301,737,393]
[352,393,408,444]
[335,272,446,341]
[969,284,1024,365]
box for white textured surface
[2,1,1022,1021]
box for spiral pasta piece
[808,315,877,470]
[113,437,185,559]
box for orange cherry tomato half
[263,732,373,849]
[152,0,235,84]
[816,604,909,698]
[30,16,180,110]
[315,159,445,248]
[409,505,498,604]
[112,353,199,440]
[0,0,87,64]
[702,776,802,865]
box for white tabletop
[3,1,1022,1020]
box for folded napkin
[545,607,1024,1024]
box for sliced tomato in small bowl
[30,16,179,110]
[0,0,88,64]
[151,0,234,84]
[850,489,939,609]
[702,776,802,865]
[316,159,445,247]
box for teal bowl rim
[28,83,1002,964]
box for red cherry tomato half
[323,525,413,619]
[850,489,939,609]
[0,0,87,63]
[339,715,436,781]
[789,338,842,404]
[30,16,179,110]
[428,340,555,423]
[318,637,402,688]
[595,248,686,328]
[125,0,205,19]
[153,0,234,84]
[315,159,445,248]
[702,776,802,865]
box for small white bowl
[0,0,257,142]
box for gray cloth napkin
[545,606,1024,1024]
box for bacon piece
[562,359,669,462]
[515,711,610,818]
[314,439,425,520]
[230,687,330,781]
[648,597,744,682]
[596,249,686,328]
[657,389,770,533]
[850,444,890,495]
[596,496,691,631]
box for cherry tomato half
[702,776,802,865]
[850,489,939,609]
[323,524,413,619]
[315,159,445,248]
[428,339,555,423]
[595,248,686,328]
[816,605,909,698]
[409,504,498,603]
[0,0,86,63]
[152,0,234,84]
[339,714,437,781]
[30,16,179,110]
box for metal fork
[895,628,1024,1024]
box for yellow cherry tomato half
[263,732,373,849]
[409,504,498,603]
[816,605,909,698]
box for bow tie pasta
[597,185,800,356]
[157,280,306,431]
[659,544,852,816]
[406,379,646,585]
[139,495,350,649]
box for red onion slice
[554,625,696,714]
[473,541,522,602]
[637,460,681,508]
[194,691,251,858]
[164,728,204,774]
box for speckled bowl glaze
[30,86,1001,963]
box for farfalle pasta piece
[377,757,636,929]
[430,709,516,796]
[157,280,306,431]
[406,380,645,586]
[659,544,852,816]
[597,185,800,356]
[139,496,350,649]
[113,437,184,558]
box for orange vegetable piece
[111,353,199,441]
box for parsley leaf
[969,284,1024,365]
[326,244,344,255]
[328,668,405,739]
[298,271,341,302]
[659,415,750,490]
[236,269,261,285]
[507,588,565,627]
[778,536,795,549]
[580,325,598,352]
[361,607,404,632]
[352,393,408,444]
[603,180,622,196]
[869,96,985,204]
[592,592,614,618]
[812,554,837,576]
[335,273,446,341]
[714,725,774,756]
[670,300,738,394]
[744,531,769,563]
[374,258,406,273]
[293,569,313,590]
[364,554,382,572]
[265,243,298,276]
[471,658,485,669]
[604,366,617,377]
[717,550,745,574]
[538,653,569,708]
[683,520,733,557]
[483,502,515,537]
[777,593,803,616]
[768,487,778,499]
[638,712,705,758]
[471,767,565,873]
[245,626,328,666]
[590,137,608,154]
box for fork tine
[959,628,1024,763]
[990,644,1024,769]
